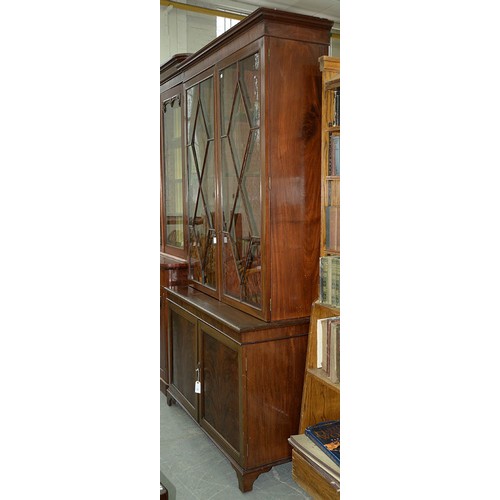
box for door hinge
[268,176,271,190]
[247,443,249,457]
[269,298,272,312]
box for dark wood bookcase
[160,8,332,492]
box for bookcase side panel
[267,37,327,321]
[244,331,308,468]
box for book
[316,316,340,377]
[316,318,325,369]
[305,420,340,466]
[328,318,340,383]
[319,256,340,307]
[319,256,332,304]
[328,133,340,176]
[333,134,340,176]
[325,205,340,253]
[332,256,340,307]
[333,87,340,127]
[328,132,334,176]
[323,319,330,376]
[289,433,340,482]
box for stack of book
[319,255,340,307]
[317,317,340,383]
[289,420,340,492]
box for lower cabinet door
[199,322,243,464]
[168,302,198,420]
[160,290,168,392]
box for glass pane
[163,96,184,248]
[200,77,214,139]
[201,141,216,228]
[187,77,216,290]
[221,137,237,232]
[187,146,199,223]
[228,90,250,174]
[220,63,237,135]
[222,231,261,309]
[241,129,261,236]
[186,86,199,141]
[239,53,260,128]
[192,102,208,175]
[220,54,262,308]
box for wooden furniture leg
[233,464,272,492]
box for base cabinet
[160,255,188,394]
[166,287,308,492]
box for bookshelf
[290,56,341,500]
[299,301,340,434]
[320,56,340,257]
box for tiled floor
[160,392,312,499]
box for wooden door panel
[160,291,167,392]
[200,323,241,457]
[168,303,198,418]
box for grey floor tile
[160,392,311,499]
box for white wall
[160,6,217,65]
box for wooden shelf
[325,78,340,91]
[326,125,340,133]
[299,300,340,432]
[323,251,340,258]
[307,368,340,391]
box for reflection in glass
[220,53,262,308]
[186,77,216,289]
[162,95,184,248]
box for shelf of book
[299,301,340,433]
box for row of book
[327,132,340,176]
[289,420,340,492]
[319,255,340,307]
[317,316,340,384]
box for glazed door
[161,85,186,258]
[167,302,198,420]
[199,322,243,464]
[219,49,267,319]
[185,72,218,297]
